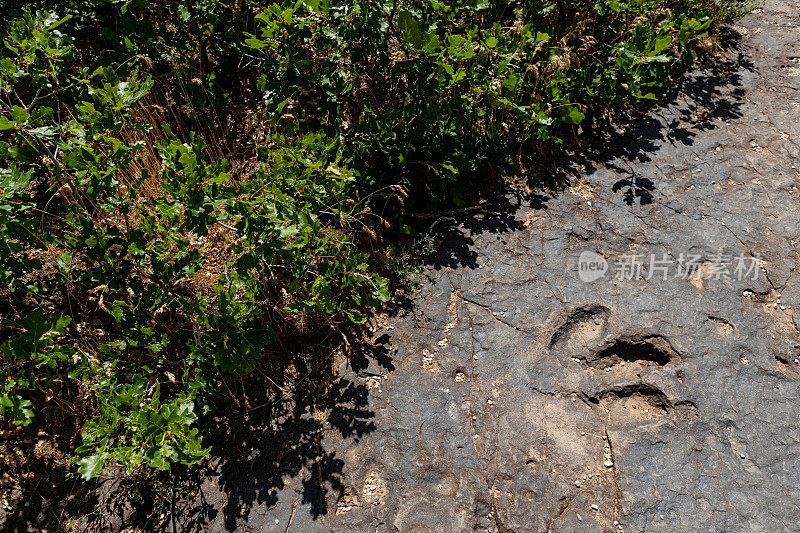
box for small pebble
[604,459,614,468]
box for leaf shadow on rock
[172,337,394,531]
[423,26,751,268]
[560,26,752,206]
[424,193,529,270]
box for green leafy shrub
[244,0,744,207]
[0,0,749,485]
[1,312,76,426]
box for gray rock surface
[178,1,800,531]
